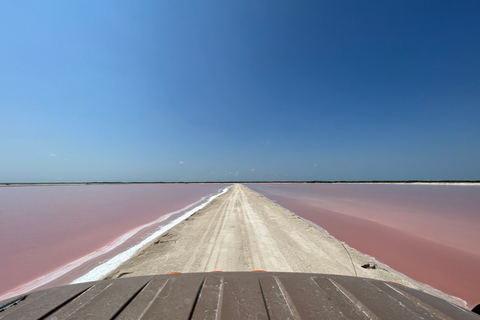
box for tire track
[106,184,428,296]
[181,187,234,272]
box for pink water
[0,183,227,299]
[247,183,480,309]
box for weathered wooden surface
[0,272,478,319]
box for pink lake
[247,183,480,309]
[0,183,228,300]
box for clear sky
[1,1,479,182]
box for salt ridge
[71,185,230,283]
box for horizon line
[1,180,480,186]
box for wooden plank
[0,282,92,320]
[125,273,204,319]
[312,275,375,319]
[274,274,364,319]
[386,282,480,320]
[115,277,170,320]
[190,276,224,320]
[45,281,115,319]
[258,275,301,320]
[0,272,476,320]
[65,277,151,320]
[367,279,455,320]
[219,273,269,320]
[331,276,444,320]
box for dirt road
[105,184,423,289]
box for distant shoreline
[1,180,479,187]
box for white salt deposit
[0,186,230,301]
[71,185,230,283]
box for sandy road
[105,184,423,289]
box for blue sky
[1,1,479,182]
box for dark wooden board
[0,272,478,319]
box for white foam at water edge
[0,186,230,300]
[71,185,231,283]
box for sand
[104,184,444,299]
